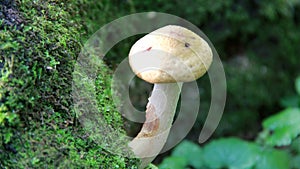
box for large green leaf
[296,76,300,96]
[254,148,290,169]
[262,108,300,146]
[203,138,259,169]
[171,140,203,168]
[158,156,188,169]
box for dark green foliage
[296,77,300,96]
[85,0,300,137]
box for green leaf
[7,113,18,124]
[145,163,159,169]
[296,76,300,96]
[4,132,13,143]
[262,108,300,146]
[203,138,259,169]
[0,42,18,50]
[255,148,290,169]
[31,157,40,165]
[158,156,188,169]
[0,113,6,125]
[172,140,203,168]
[265,125,300,146]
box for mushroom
[128,25,213,168]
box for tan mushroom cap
[129,25,213,83]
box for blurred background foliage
[81,0,300,167]
[94,0,300,139]
[1,0,300,168]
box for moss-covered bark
[0,0,139,168]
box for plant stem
[129,82,182,168]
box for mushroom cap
[129,25,213,83]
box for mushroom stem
[129,82,183,168]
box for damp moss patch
[0,0,139,168]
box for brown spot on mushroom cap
[185,42,190,47]
[129,25,213,83]
[146,47,152,51]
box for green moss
[0,0,139,168]
[2,111,138,168]
[95,64,123,128]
